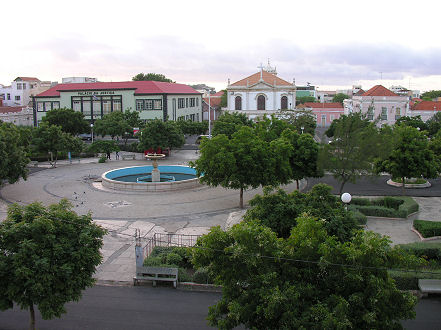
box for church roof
[230,70,292,87]
[362,85,398,97]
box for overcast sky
[2,0,440,93]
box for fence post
[135,229,144,268]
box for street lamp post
[208,90,211,138]
[341,192,352,210]
[90,123,94,144]
[301,126,304,134]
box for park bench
[418,279,441,294]
[133,266,178,288]
[122,154,136,160]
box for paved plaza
[0,149,440,285]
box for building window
[17,83,22,90]
[37,102,44,112]
[178,98,185,109]
[15,96,21,101]
[190,98,195,107]
[102,98,111,115]
[153,100,162,110]
[7,94,10,100]
[381,107,387,120]
[196,98,199,107]
[281,96,288,109]
[235,96,242,110]
[367,106,374,120]
[53,102,60,109]
[23,83,26,90]
[73,100,81,112]
[113,99,122,112]
[186,98,189,107]
[145,100,153,110]
[136,100,144,111]
[257,95,265,110]
[395,107,401,120]
[330,114,334,121]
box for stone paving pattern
[1,149,440,284]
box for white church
[226,62,296,119]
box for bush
[98,155,107,163]
[350,198,371,206]
[398,196,419,217]
[350,210,367,225]
[143,256,163,267]
[396,242,441,264]
[413,220,441,238]
[354,205,399,217]
[372,197,404,210]
[192,267,213,284]
[390,269,441,290]
[165,252,183,266]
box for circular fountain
[101,154,200,192]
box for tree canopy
[192,216,419,329]
[175,120,208,135]
[319,113,380,194]
[279,109,316,135]
[191,126,292,208]
[132,73,175,83]
[41,108,90,135]
[0,200,106,329]
[426,112,441,137]
[32,123,82,167]
[375,125,439,192]
[332,93,349,104]
[212,112,254,138]
[421,90,441,101]
[93,111,131,140]
[87,140,120,154]
[219,90,227,108]
[395,115,428,132]
[0,122,29,184]
[138,119,185,151]
[244,184,358,241]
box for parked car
[78,133,92,141]
[195,135,210,144]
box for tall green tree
[124,108,143,130]
[282,129,322,189]
[192,216,420,329]
[332,93,349,104]
[212,112,254,138]
[132,73,174,83]
[219,90,227,108]
[87,140,119,155]
[42,108,90,135]
[279,109,316,135]
[244,184,358,241]
[175,120,208,135]
[395,115,428,131]
[138,119,185,153]
[93,111,131,141]
[319,113,380,194]
[191,126,292,208]
[375,125,439,194]
[32,123,81,167]
[426,112,441,137]
[0,123,29,184]
[0,200,106,330]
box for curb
[387,179,431,189]
[411,227,441,242]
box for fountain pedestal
[146,153,166,182]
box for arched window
[257,95,266,110]
[235,96,242,110]
[281,96,288,109]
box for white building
[226,63,296,119]
[62,77,98,84]
[0,77,52,107]
[0,106,34,126]
[344,85,409,125]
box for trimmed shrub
[98,155,107,163]
[390,269,441,290]
[414,220,441,238]
[349,209,367,225]
[396,242,441,264]
[372,197,403,210]
[398,197,419,217]
[350,198,371,206]
[354,205,399,218]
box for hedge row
[413,220,441,238]
[349,196,418,218]
[396,242,441,263]
[390,269,441,290]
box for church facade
[226,63,296,119]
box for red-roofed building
[34,81,202,126]
[226,61,296,119]
[409,101,441,121]
[344,85,410,125]
[297,102,344,127]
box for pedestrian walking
[116,151,120,160]
[106,151,111,160]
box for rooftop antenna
[258,63,264,81]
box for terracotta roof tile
[362,85,398,97]
[230,70,292,87]
[298,102,343,109]
[36,81,200,97]
[0,106,27,113]
[411,101,441,111]
[15,77,41,82]
[212,91,225,97]
[353,89,365,96]
[203,97,222,108]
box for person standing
[106,151,111,160]
[116,151,120,160]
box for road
[0,286,220,330]
[0,285,439,329]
